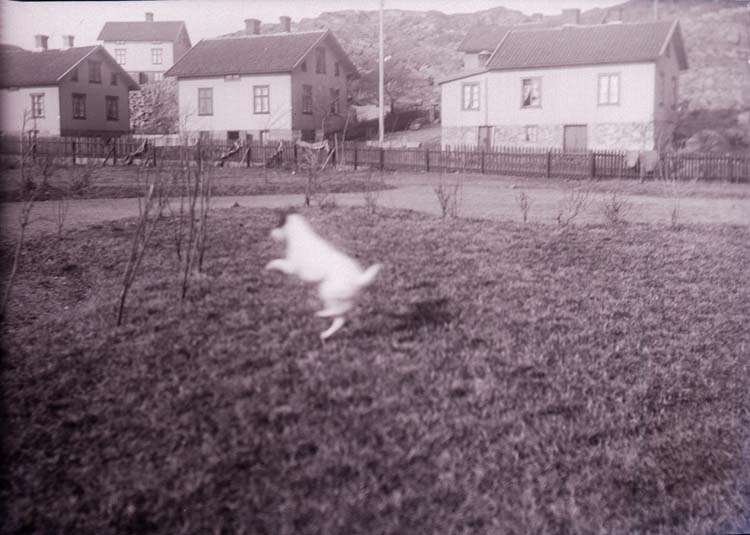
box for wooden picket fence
[1,135,748,183]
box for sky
[0,0,627,49]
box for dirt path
[2,175,748,240]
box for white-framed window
[462,82,480,111]
[72,93,86,119]
[598,73,620,105]
[521,77,541,108]
[115,48,126,65]
[254,85,270,114]
[198,88,213,116]
[106,96,119,121]
[225,74,240,81]
[524,125,538,142]
[115,40,126,45]
[330,88,340,114]
[302,84,313,114]
[31,94,45,118]
[151,48,163,65]
[154,72,164,82]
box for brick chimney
[279,16,291,32]
[34,34,49,52]
[62,35,75,50]
[244,18,261,35]
[561,8,580,25]
[145,12,154,22]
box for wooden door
[563,125,588,152]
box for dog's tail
[358,263,382,288]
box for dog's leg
[265,258,294,274]
[320,316,346,340]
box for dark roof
[457,22,548,53]
[0,43,24,53]
[165,30,358,79]
[98,21,185,42]
[0,46,140,89]
[486,20,688,71]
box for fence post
[546,150,551,178]
[590,151,596,179]
[353,145,358,170]
[480,150,485,174]
[379,147,384,172]
[113,140,118,165]
[293,143,298,167]
[425,148,430,173]
[72,140,77,165]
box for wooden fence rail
[0,135,748,183]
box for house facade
[165,20,358,143]
[98,12,191,84]
[440,20,688,152]
[0,41,139,137]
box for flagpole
[378,0,384,145]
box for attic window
[225,74,241,81]
[88,60,102,83]
[301,60,307,72]
[111,73,118,86]
[71,68,78,82]
[478,51,491,63]
[334,62,340,77]
[315,47,326,74]
[115,40,126,45]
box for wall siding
[0,86,61,136]
[102,40,174,75]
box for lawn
[1,206,749,534]
[0,164,389,202]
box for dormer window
[478,50,491,64]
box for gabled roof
[486,20,688,71]
[457,22,548,53]
[165,30,358,79]
[98,21,186,42]
[0,45,140,90]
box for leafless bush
[116,168,169,325]
[601,191,631,226]
[299,140,335,207]
[434,173,463,220]
[516,190,533,223]
[656,153,682,230]
[362,170,381,215]
[69,159,97,195]
[556,187,593,227]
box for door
[478,126,492,150]
[563,125,588,152]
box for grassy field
[1,207,749,534]
[0,164,389,202]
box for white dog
[265,212,381,340]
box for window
[462,82,480,110]
[315,47,326,74]
[671,76,678,110]
[524,125,538,142]
[253,85,270,114]
[225,74,241,81]
[521,78,541,108]
[73,93,86,119]
[478,52,491,64]
[598,73,619,105]
[115,40,126,45]
[198,88,213,115]
[115,48,126,65]
[665,43,671,58]
[302,84,313,114]
[106,96,119,121]
[330,88,340,114]
[111,73,118,86]
[334,62,340,77]
[227,131,239,141]
[88,60,101,83]
[259,130,269,144]
[151,48,163,65]
[301,60,307,72]
[138,72,148,85]
[31,94,45,118]
[154,72,163,82]
[659,72,665,107]
[70,68,78,82]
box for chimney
[62,35,75,49]
[145,12,154,22]
[279,16,291,33]
[531,12,543,22]
[244,18,261,35]
[561,8,580,25]
[34,34,49,52]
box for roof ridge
[206,29,328,41]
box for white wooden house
[164,19,358,143]
[440,20,688,151]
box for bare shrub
[434,173,463,220]
[516,190,533,223]
[556,187,592,227]
[656,153,682,230]
[69,159,97,195]
[363,171,382,215]
[601,191,631,226]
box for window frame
[72,93,86,119]
[302,84,313,115]
[198,87,213,116]
[521,77,542,108]
[597,73,620,106]
[106,95,119,121]
[334,62,340,77]
[115,48,126,65]
[461,82,480,111]
[31,93,45,118]
[659,72,665,107]
[524,125,538,143]
[70,68,78,82]
[88,60,102,84]
[111,72,118,86]
[253,85,270,114]
[329,88,340,114]
[315,47,326,74]
[151,48,163,65]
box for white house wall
[441,62,663,151]
[102,41,174,76]
[0,86,61,136]
[177,74,293,140]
